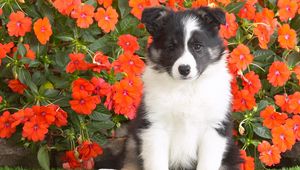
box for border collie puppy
[122,6,242,170]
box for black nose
[178,65,191,76]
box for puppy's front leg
[197,127,227,170]
[140,127,169,170]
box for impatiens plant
[0,0,300,169]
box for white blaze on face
[172,17,199,80]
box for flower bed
[0,0,300,169]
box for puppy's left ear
[196,7,226,29]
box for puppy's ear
[141,7,169,36]
[196,7,225,29]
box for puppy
[122,6,243,170]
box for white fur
[140,53,232,170]
[172,17,199,80]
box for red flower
[53,0,81,16]
[240,150,255,170]
[278,24,297,49]
[7,11,32,37]
[219,13,238,39]
[62,150,81,169]
[90,77,111,98]
[253,25,271,49]
[32,105,56,125]
[91,52,111,72]
[232,89,256,112]
[228,44,253,71]
[66,53,89,73]
[48,105,68,127]
[113,53,145,75]
[0,111,16,138]
[22,117,49,142]
[288,92,300,114]
[260,105,288,129]
[11,108,34,127]
[277,0,298,22]
[8,79,27,94]
[78,141,103,160]
[129,0,149,20]
[242,71,261,94]
[24,44,36,60]
[286,115,300,141]
[0,42,14,65]
[94,7,118,33]
[238,3,256,20]
[118,34,140,53]
[72,78,94,96]
[258,141,281,166]
[69,93,100,115]
[71,4,95,29]
[0,96,2,103]
[272,125,296,152]
[267,61,291,87]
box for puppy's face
[142,7,226,80]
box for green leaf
[257,100,269,112]
[17,43,26,57]
[55,35,74,41]
[37,146,50,170]
[90,111,111,121]
[287,52,300,67]
[225,2,245,14]
[18,69,38,94]
[118,0,131,18]
[91,133,107,146]
[43,89,60,98]
[87,120,115,133]
[253,123,272,139]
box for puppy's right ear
[141,8,169,36]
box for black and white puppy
[122,6,242,170]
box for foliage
[0,0,300,169]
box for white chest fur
[141,57,232,168]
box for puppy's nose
[178,65,191,76]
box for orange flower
[113,52,145,75]
[90,77,111,98]
[94,7,118,33]
[286,116,300,141]
[278,24,297,49]
[258,141,281,166]
[277,0,298,22]
[219,13,238,39]
[275,94,293,113]
[53,0,81,16]
[253,25,271,49]
[216,0,230,6]
[72,78,94,96]
[288,92,300,114]
[24,44,36,60]
[69,93,100,115]
[242,71,261,94]
[118,34,140,53]
[97,0,113,8]
[267,61,291,87]
[91,51,111,72]
[11,108,34,127]
[66,53,89,73]
[33,17,52,45]
[71,4,95,29]
[62,150,81,169]
[8,79,27,94]
[192,0,208,7]
[240,150,255,170]
[78,141,103,160]
[294,65,300,85]
[22,117,49,142]
[228,44,253,71]
[0,111,16,138]
[7,11,32,37]
[129,0,149,20]
[49,105,68,127]
[232,89,256,112]
[272,125,296,152]
[260,105,288,129]
[0,8,2,16]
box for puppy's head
[142,7,226,80]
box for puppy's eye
[193,43,202,52]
